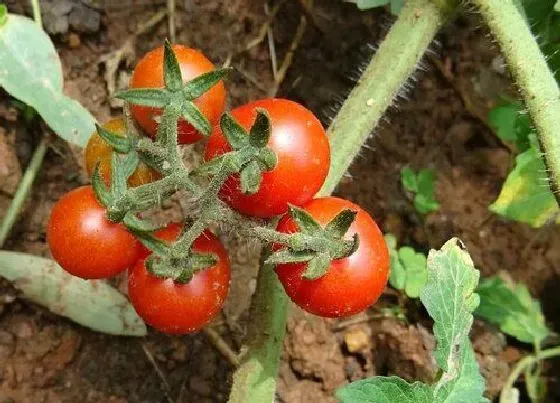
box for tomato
[204,99,330,218]
[274,197,389,318]
[130,45,226,144]
[47,186,141,279]
[84,118,161,187]
[128,223,230,334]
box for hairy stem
[500,346,560,403]
[228,1,453,401]
[471,0,560,204]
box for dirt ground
[1,0,559,402]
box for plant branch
[30,0,42,27]
[228,0,454,401]
[471,0,560,205]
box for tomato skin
[204,99,330,218]
[84,118,161,187]
[128,223,230,334]
[275,197,389,318]
[130,45,226,144]
[47,186,141,279]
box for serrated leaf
[0,14,96,146]
[420,238,480,373]
[401,166,418,192]
[0,251,146,336]
[182,68,230,99]
[475,276,549,345]
[489,146,559,228]
[336,376,432,403]
[163,40,183,91]
[398,247,427,298]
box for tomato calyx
[115,40,230,139]
[134,227,218,283]
[195,109,277,194]
[266,205,360,280]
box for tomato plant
[204,98,330,218]
[274,197,389,317]
[84,117,161,187]
[47,186,141,279]
[130,44,226,144]
[128,223,230,334]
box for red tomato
[275,197,389,318]
[204,99,330,218]
[130,45,226,144]
[128,223,230,334]
[84,117,161,187]
[47,186,141,279]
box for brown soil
[1,1,559,402]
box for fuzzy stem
[228,1,452,401]
[471,0,560,204]
[319,0,452,196]
[500,346,560,403]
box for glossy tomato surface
[204,99,330,218]
[130,45,226,144]
[275,197,389,318]
[128,223,230,334]
[47,186,141,279]
[84,117,161,187]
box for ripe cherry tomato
[204,99,330,218]
[130,45,226,144]
[84,118,161,187]
[47,186,141,279]
[275,197,389,318]
[128,223,230,334]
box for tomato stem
[228,0,454,401]
[470,0,560,206]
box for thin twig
[30,0,42,27]
[202,326,240,367]
[167,0,176,43]
[141,342,174,403]
[265,4,278,79]
[236,0,285,57]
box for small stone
[68,32,81,48]
[344,328,370,353]
[68,3,100,33]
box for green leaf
[288,205,323,234]
[390,0,405,15]
[336,377,432,403]
[356,0,389,10]
[555,0,560,12]
[115,88,170,108]
[240,160,262,194]
[302,253,331,280]
[0,251,146,336]
[325,209,357,238]
[220,112,249,149]
[488,102,531,151]
[420,238,480,373]
[401,166,418,192]
[163,40,183,91]
[489,145,559,228]
[398,247,427,298]
[475,276,549,345]
[0,4,7,26]
[414,194,440,214]
[417,169,437,197]
[182,68,230,99]
[0,14,96,146]
[386,234,406,290]
[249,109,272,148]
[182,101,211,137]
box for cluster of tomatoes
[47,44,389,334]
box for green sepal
[265,249,317,265]
[182,68,231,99]
[123,213,159,232]
[340,234,360,258]
[240,160,263,194]
[145,255,173,278]
[91,162,112,207]
[182,101,211,136]
[220,112,249,149]
[115,88,170,108]
[95,123,131,153]
[303,253,331,280]
[258,148,278,171]
[110,151,139,198]
[163,40,183,91]
[133,231,169,256]
[193,154,227,176]
[325,209,357,238]
[288,205,322,234]
[175,253,218,283]
[249,109,271,148]
[0,5,8,28]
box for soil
[1,0,559,402]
